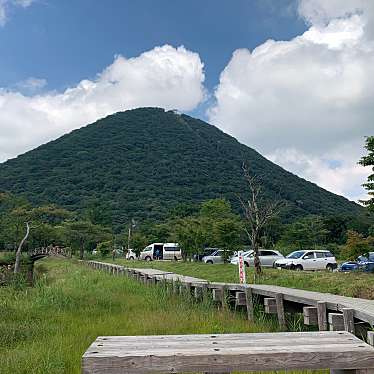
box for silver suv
[202,249,224,264]
[231,249,284,268]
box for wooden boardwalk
[87,261,374,329]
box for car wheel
[326,264,334,272]
[272,262,277,268]
[206,260,213,264]
[244,262,249,267]
[145,256,152,262]
[295,265,303,271]
[129,256,134,261]
[174,256,178,261]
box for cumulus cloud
[0,0,33,26]
[0,45,205,161]
[208,0,374,202]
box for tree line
[1,136,373,264]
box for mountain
[0,107,362,228]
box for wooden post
[328,313,345,331]
[235,291,247,307]
[343,308,355,334]
[368,331,374,346]
[245,287,254,322]
[275,293,286,330]
[185,282,192,296]
[303,306,318,326]
[194,285,203,301]
[317,301,328,331]
[172,281,178,294]
[264,298,277,314]
[212,288,222,302]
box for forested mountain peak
[0,107,362,229]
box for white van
[139,243,182,261]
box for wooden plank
[304,306,318,326]
[318,301,328,331]
[82,331,374,374]
[343,308,356,335]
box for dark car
[193,248,218,262]
[340,252,374,273]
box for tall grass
[113,259,374,299]
[0,258,281,374]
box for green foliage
[342,230,374,260]
[172,199,243,260]
[61,220,111,259]
[96,240,113,258]
[280,215,329,251]
[0,193,74,251]
[359,136,374,211]
[0,108,364,231]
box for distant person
[155,248,160,260]
[112,249,116,261]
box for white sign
[238,251,246,284]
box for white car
[125,249,138,260]
[274,250,337,271]
[230,249,284,268]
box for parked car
[125,249,138,260]
[230,249,284,268]
[202,249,225,264]
[193,248,219,262]
[274,250,337,271]
[340,252,374,273]
[139,243,182,261]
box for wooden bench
[82,331,374,373]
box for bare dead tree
[238,165,283,282]
[14,222,30,274]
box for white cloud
[15,77,47,92]
[0,45,205,161]
[0,0,33,26]
[208,0,374,202]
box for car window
[315,252,325,258]
[164,247,177,252]
[287,251,305,259]
[260,250,277,256]
[303,252,315,260]
[325,251,334,258]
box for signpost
[238,251,246,284]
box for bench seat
[82,331,374,374]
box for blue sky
[0,0,306,94]
[0,0,373,202]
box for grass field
[0,258,281,374]
[113,259,374,300]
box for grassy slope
[0,258,280,374]
[113,259,374,300]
